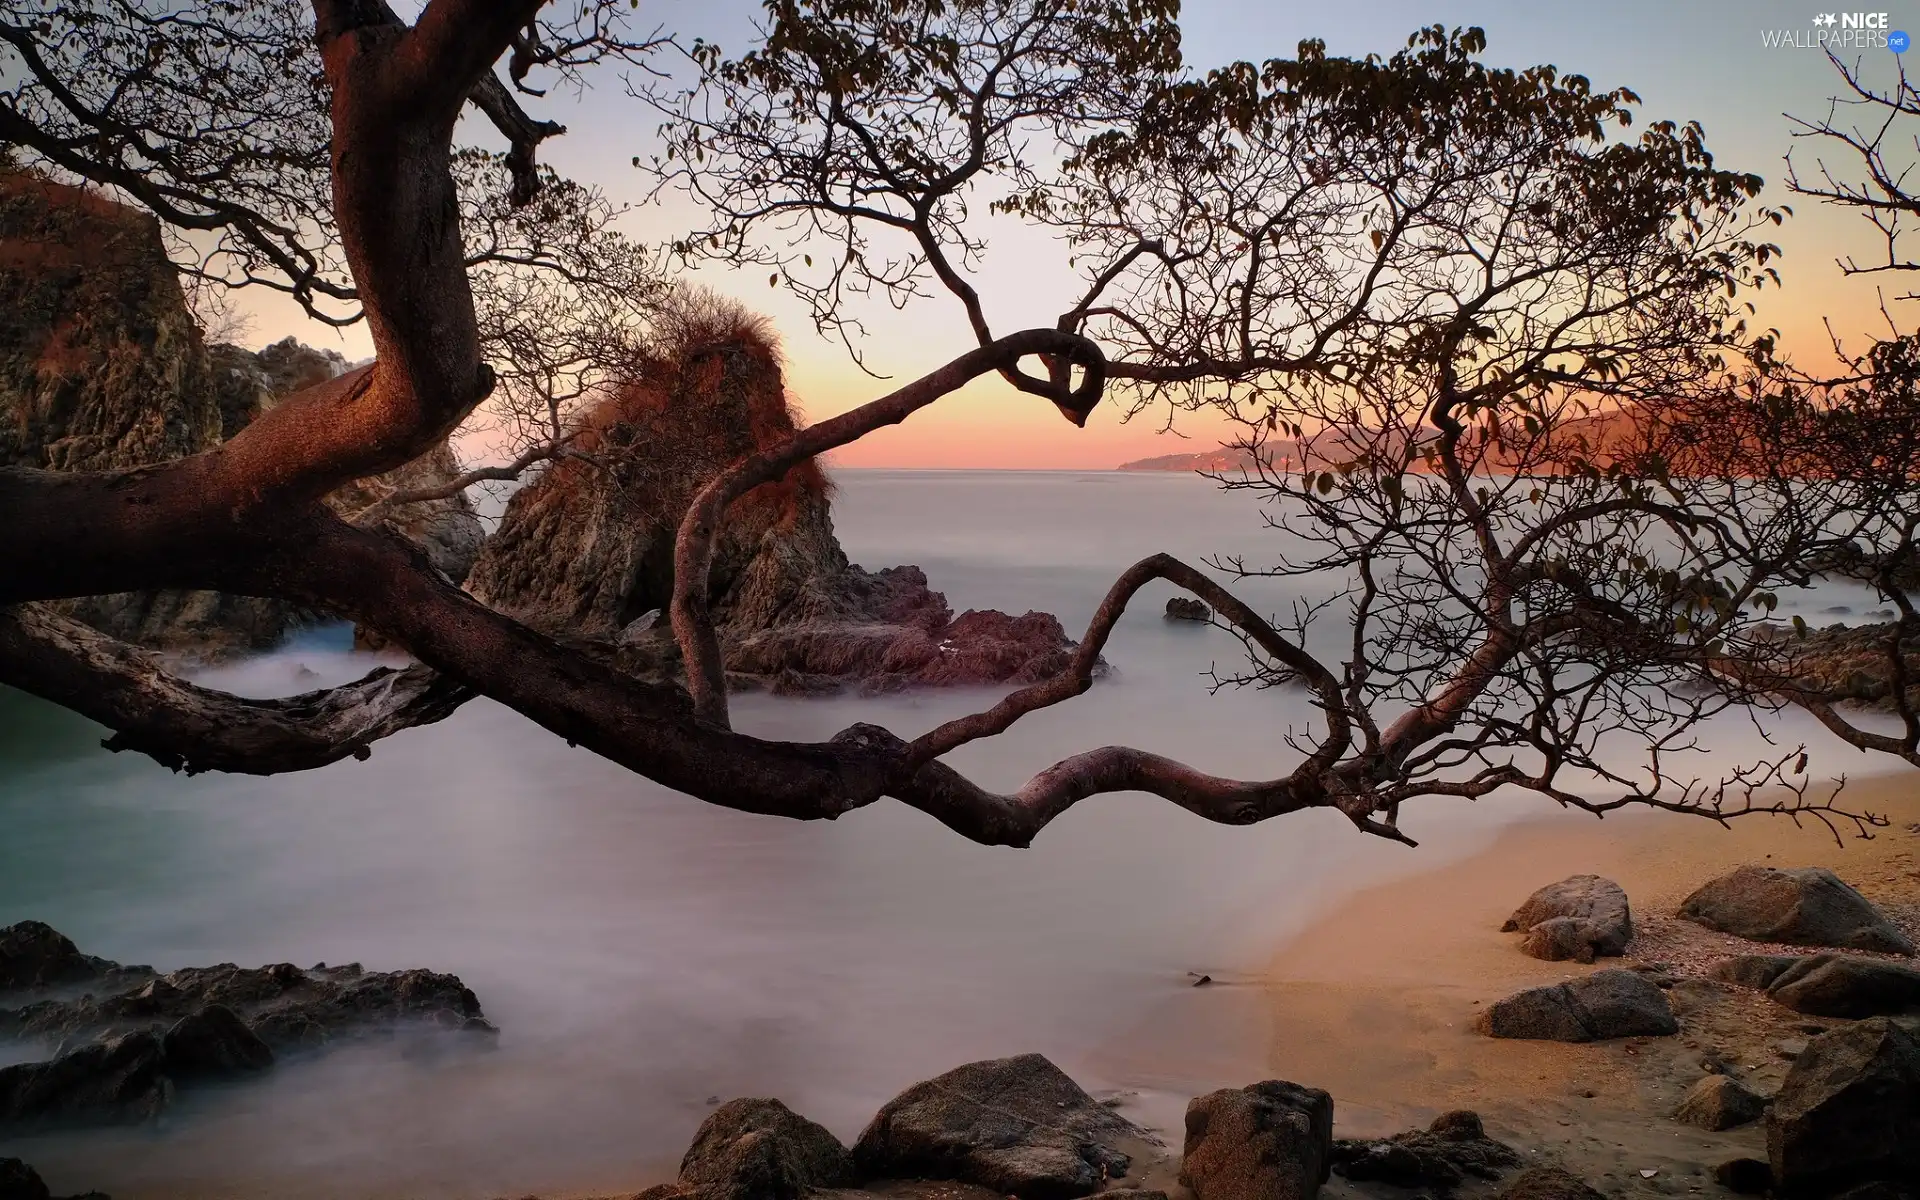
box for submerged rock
[1767,1017,1920,1196]
[1164,597,1211,622]
[1710,953,1920,1018]
[1680,865,1914,954]
[1501,875,1633,963]
[1180,1079,1333,1200]
[0,923,491,1131]
[1475,969,1677,1042]
[1329,1109,1522,1191]
[851,1053,1143,1199]
[467,303,1085,695]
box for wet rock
[1496,1166,1606,1200]
[1673,1074,1766,1131]
[1767,1018,1920,1196]
[1475,969,1678,1042]
[159,1005,272,1080]
[0,1032,169,1127]
[1164,597,1211,622]
[1710,954,1920,1018]
[1180,1079,1334,1200]
[1714,1158,1771,1195]
[1330,1109,1521,1191]
[673,1098,853,1200]
[1501,876,1633,962]
[1680,866,1913,954]
[851,1053,1143,1199]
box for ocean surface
[0,469,1890,1199]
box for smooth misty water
[0,470,1889,1199]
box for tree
[0,1,1895,847]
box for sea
[0,469,1891,1198]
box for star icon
[1814,12,1838,25]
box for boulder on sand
[671,1097,853,1200]
[1475,969,1677,1042]
[1710,953,1920,1019]
[1501,875,1633,962]
[1180,1079,1334,1200]
[1496,1166,1607,1200]
[851,1054,1144,1199]
[1679,866,1913,954]
[1673,1074,1766,1131]
[1767,1017,1920,1197]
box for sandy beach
[1090,772,1920,1196]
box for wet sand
[1089,772,1920,1194]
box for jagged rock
[467,302,1085,695]
[1180,1079,1333,1200]
[1710,953,1920,1018]
[1715,1158,1771,1195]
[667,1098,854,1200]
[0,1032,169,1127]
[1674,1074,1766,1131]
[1496,1166,1606,1200]
[1681,865,1914,954]
[1767,1018,1920,1197]
[851,1053,1143,1199]
[1330,1109,1522,1191]
[0,922,128,994]
[1502,876,1633,962]
[1164,597,1211,622]
[158,1005,273,1079]
[1475,969,1677,1042]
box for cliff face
[0,174,220,472]
[468,305,1079,694]
[1,173,481,658]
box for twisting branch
[0,603,473,774]
[669,328,1105,726]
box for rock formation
[1679,865,1914,955]
[1766,1017,1920,1197]
[1475,969,1678,1042]
[0,922,491,1131]
[1710,953,1920,1018]
[1500,875,1634,963]
[1181,1079,1334,1200]
[1329,1110,1523,1192]
[467,302,1082,694]
[0,170,481,659]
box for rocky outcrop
[0,171,480,658]
[851,1053,1145,1199]
[467,304,1083,695]
[1769,622,1920,713]
[1180,1080,1333,1200]
[1501,875,1633,963]
[1475,969,1678,1042]
[0,922,135,996]
[1710,954,1920,1018]
[1164,598,1210,622]
[0,922,491,1130]
[1674,1074,1767,1131]
[1766,1018,1920,1197]
[1329,1110,1522,1192]
[1680,866,1914,955]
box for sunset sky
[243,0,1919,468]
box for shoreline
[1089,772,1920,1192]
